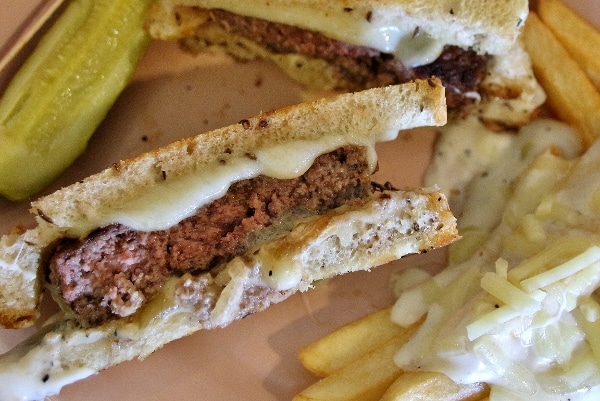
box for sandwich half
[145,0,545,126]
[0,80,457,400]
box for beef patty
[49,146,373,326]
[186,9,489,110]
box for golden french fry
[299,307,405,376]
[538,0,600,92]
[294,324,419,401]
[379,371,489,401]
[523,12,600,148]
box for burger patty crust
[49,146,373,326]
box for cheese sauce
[425,117,581,263]
[393,118,600,401]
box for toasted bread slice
[147,0,528,56]
[145,0,544,126]
[0,80,446,329]
[0,187,458,400]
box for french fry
[523,12,600,148]
[538,0,600,92]
[299,307,405,376]
[293,323,419,401]
[379,371,489,401]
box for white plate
[0,2,598,400]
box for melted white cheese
[555,136,600,219]
[175,0,455,67]
[391,29,447,68]
[112,157,261,231]
[101,131,383,232]
[0,356,95,401]
[0,328,97,401]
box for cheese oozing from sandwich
[111,131,381,232]
[152,0,528,67]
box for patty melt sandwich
[0,80,458,400]
[145,0,545,126]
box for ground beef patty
[49,146,373,326]
[192,9,488,110]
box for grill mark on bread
[239,119,251,129]
[49,146,373,326]
[35,210,55,225]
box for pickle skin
[0,0,154,201]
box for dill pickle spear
[0,0,154,201]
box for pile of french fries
[293,1,600,400]
[295,307,489,401]
[524,0,600,148]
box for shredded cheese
[393,121,600,400]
